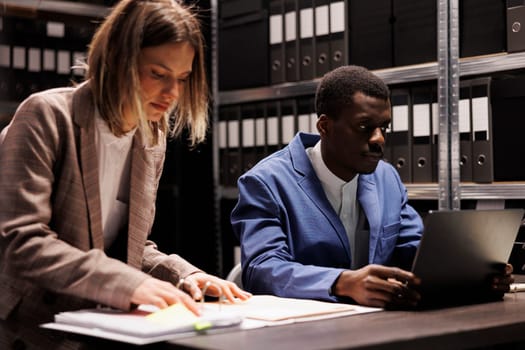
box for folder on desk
[471,78,493,183]
[41,296,381,345]
[314,0,331,78]
[459,81,473,182]
[42,303,243,345]
[284,0,299,82]
[349,0,393,70]
[328,0,346,71]
[298,0,315,81]
[390,88,411,183]
[411,85,433,183]
[270,0,285,84]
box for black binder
[280,99,297,145]
[219,3,269,90]
[392,0,436,67]
[459,81,473,182]
[507,1,525,53]
[430,84,440,182]
[389,88,412,183]
[253,102,268,163]
[313,0,331,78]
[410,85,433,183]
[240,103,258,174]
[269,0,286,84]
[266,100,281,154]
[349,0,393,70]
[459,0,506,58]
[297,95,316,133]
[220,105,242,187]
[491,74,525,181]
[328,0,347,71]
[298,0,315,81]
[470,78,494,184]
[284,0,299,82]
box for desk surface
[163,292,525,350]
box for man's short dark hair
[315,65,390,119]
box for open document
[41,295,382,345]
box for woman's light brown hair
[87,0,208,146]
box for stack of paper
[41,295,382,344]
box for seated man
[231,65,513,308]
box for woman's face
[137,41,195,123]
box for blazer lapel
[73,82,104,250]
[357,176,380,263]
[291,134,352,260]
[127,132,158,269]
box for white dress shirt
[94,113,136,248]
[306,141,362,268]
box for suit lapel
[74,82,104,250]
[127,132,158,269]
[291,134,352,260]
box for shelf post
[437,0,460,210]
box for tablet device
[411,208,524,308]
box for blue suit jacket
[231,133,423,302]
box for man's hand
[332,264,421,308]
[490,263,514,294]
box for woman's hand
[181,272,252,303]
[131,277,201,315]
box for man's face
[318,91,391,182]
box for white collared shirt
[306,141,361,267]
[94,113,136,248]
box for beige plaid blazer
[0,82,200,348]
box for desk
[163,293,525,350]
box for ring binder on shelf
[411,85,433,183]
[269,0,285,84]
[507,1,525,53]
[328,0,346,71]
[459,81,473,182]
[297,96,315,133]
[280,99,297,145]
[284,0,299,82]
[240,104,257,174]
[471,78,493,184]
[392,0,436,67]
[219,3,269,90]
[459,0,506,58]
[313,0,330,78]
[298,0,315,81]
[491,74,525,182]
[389,88,412,183]
[349,0,393,70]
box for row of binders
[218,74,525,188]
[0,16,95,101]
[219,0,509,90]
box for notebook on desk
[410,208,524,308]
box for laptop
[410,208,524,308]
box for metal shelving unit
[215,2,525,204]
